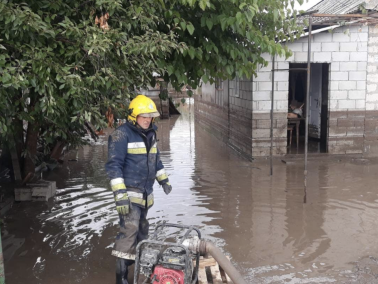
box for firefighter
[105,95,172,284]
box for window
[215,78,223,90]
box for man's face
[136,115,152,129]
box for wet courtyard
[3,100,378,283]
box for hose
[183,239,247,284]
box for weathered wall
[195,78,253,157]
[195,24,376,158]
[365,25,378,156]
[255,24,369,155]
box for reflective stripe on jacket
[105,122,168,209]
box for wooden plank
[197,267,208,284]
[194,256,217,269]
[210,265,223,284]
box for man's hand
[162,182,172,195]
[116,204,129,216]
[115,192,129,216]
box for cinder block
[330,99,338,109]
[314,52,331,62]
[340,42,358,52]
[277,82,288,91]
[274,91,288,100]
[303,42,321,51]
[274,100,288,110]
[366,92,378,102]
[357,42,368,52]
[322,42,340,52]
[276,61,289,70]
[349,71,367,81]
[356,100,366,109]
[331,62,340,71]
[258,82,273,91]
[367,84,377,92]
[367,65,377,72]
[274,71,289,82]
[331,71,348,81]
[357,81,366,90]
[350,52,368,62]
[14,187,32,201]
[254,72,271,82]
[367,74,378,83]
[294,52,310,62]
[366,102,378,110]
[252,129,270,138]
[259,62,273,72]
[330,81,339,90]
[257,101,272,111]
[329,126,347,137]
[339,62,357,71]
[332,52,350,62]
[314,32,333,42]
[338,99,356,109]
[26,180,56,201]
[358,62,367,71]
[348,90,366,99]
[330,90,347,100]
[287,42,303,52]
[254,91,271,101]
[339,81,357,90]
[351,32,368,42]
[333,33,351,42]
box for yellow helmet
[128,95,160,124]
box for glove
[114,192,129,216]
[162,182,172,195]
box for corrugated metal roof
[307,0,366,15]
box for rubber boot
[116,258,129,284]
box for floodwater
[3,99,378,283]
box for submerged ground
[3,100,378,283]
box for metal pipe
[0,226,4,284]
[270,56,275,176]
[183,239,247,284]
[304,16,313,203]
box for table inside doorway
[288,117,305,148]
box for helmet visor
[139,112,160,118]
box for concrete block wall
[228,77,253,156]
[365,26,378,156]
[196,24,376,158]
[252,25,369,156]
[195,79,254,157]
[252,59,289,156]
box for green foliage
[0,0,183,155]
[0,0,305,172]
[159,0,305,89]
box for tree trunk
[23,121,39,176]
[50,141,66,161]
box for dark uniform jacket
[105,121,169,210]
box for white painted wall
[254,25,369,113]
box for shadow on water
[4,98,378,283]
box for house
[195,0,378,158]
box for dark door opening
[288,63,329,154]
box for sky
[295,0,323,11]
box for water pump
[133,223,201,284]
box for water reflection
[4,99,378,283]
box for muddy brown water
[3,100,378,283]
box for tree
[0,0,304,179]
[0,0,184,177]
[159,0,305,88]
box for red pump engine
[151,265,185,284]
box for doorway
[288,63,329,154]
